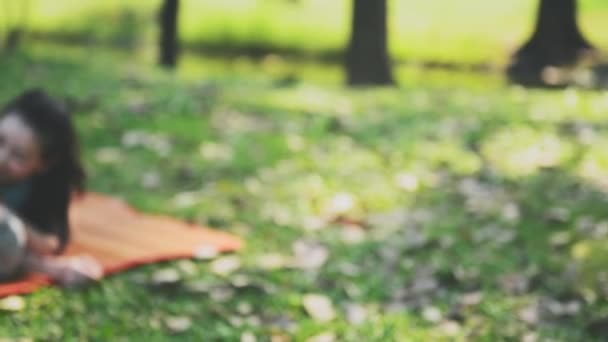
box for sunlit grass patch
[576,137,608,191]
[481,127,576,177]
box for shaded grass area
[3,0,608,66]
[2,44,608,340]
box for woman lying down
[0,89,102,287]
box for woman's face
[0,114,45,183]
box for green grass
[3,41,608,340]
[2,0,608,66]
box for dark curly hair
[1,89,86,253]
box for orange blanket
[0,193,243,297]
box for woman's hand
[48,255,103,287]
[26,253,103,287]
[24,226,60,255]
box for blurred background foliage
[1,0,607,66]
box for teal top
[0,180,32,212]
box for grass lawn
[1,41,608,340]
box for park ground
[3,1,608,340]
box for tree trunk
[159,0,180,68]
[4,29,23,51]
[3,0,30,52]
[507,0,597,86]
[345,0,394,86]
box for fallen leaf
[323,192,356,217]
[306,332,335,342]
[302,216,327,231]
[550,231,572,247]
[230,276,275,294]
[501,202,520,223]
[379,245,400,263]
[339,225,366,245]
[498,272,529,295]
[209,286,235,302]
[256,253,288,270]
[344,302,367,325]
[127,95,149,114]
[575,216,595,235]
[593,221,608,238]
[230,275,251,288]
[439,235,455,248]
[95,147,122,164]
[384,300,410,313]
[122,130,146,147]
[141,171,161,190]
[237,302,253,315]
[120,130,172,155]
[473,225,506,244]
[292,240,329,270]
[286,134,306,152]
[344,283,362,299]
[458,178,505,215]
[542,298,581,317]
[521,332,538,342]
[177,260,197,276]
[172,191,201,209]
[199,142,234,162]
[453,265,481,285]
[229,315,244,327]
[395,172,419,192]
[150,268,182,287]
[366,210,408,232]
[148,134,172,157]
[494,229,517,246]
[164,316,192,334]
[422,306,442,323]
[246,315,262,327]
[0,296,25,312]
[410,275,439,296]
[241,331,257,342]
[438,320,461,337]
[210,256,241,276]
[194,244,220,260]
[403,228,429,250]
[459,291,483,307]
[303,294,336,323]
[337,262,361,277]
[184,280,213,293]
[545,207,570,223]
[267,314,298,332]
[518,303,540,326]
[270,334,291,342]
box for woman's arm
[0,202,60,256]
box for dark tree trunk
[4,29,23,51]
[3,0,30,52]
[159,0,180,68]
[345,0,394,86]
[507,0,597,86]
